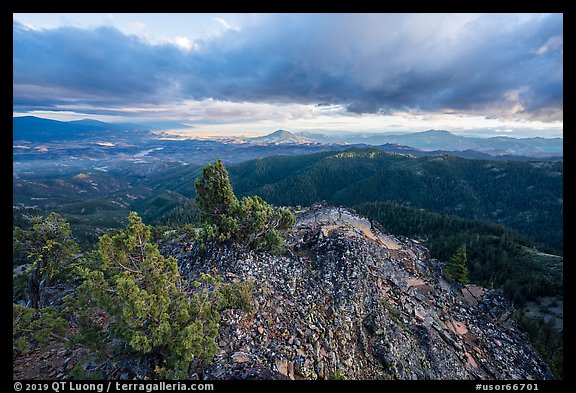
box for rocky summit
[163,203,552,380]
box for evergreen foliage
[13,304,69,351]
[444,245,469,284]
[195,159,295,253]
[214,279,255,313]
[515,311,563,379]
[356,201,562,305]
[77,212,221,378]
[154,199,201,227]
[195,159,239,222]
[13,212,80,308]
[228,149,562,251]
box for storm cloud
[13,13,563,121]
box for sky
[13,13,563,138]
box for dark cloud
[13,21,187,107]
[13,14,563,120]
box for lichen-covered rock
[162,203,553,380]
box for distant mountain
[13,116,151,142]
[299,129,562,157]
[68,119,112,127]
[392,130,563,156]
[296,131,338,143]
[251,130,313,144]
[375,143,423,155]
[14,116,562,158]
[14,116,92,141]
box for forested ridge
[14,149,563,306]
[14,148,562,253]
[227,149,562,252]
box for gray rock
[162,203,553,380]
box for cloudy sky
[13,13,563,137]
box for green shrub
[77,212,220,379]
[216,280,255,313]
[73,212,253,379]
[13,212,80,308]
[13,304,68,351]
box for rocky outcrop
[163,203,552,380]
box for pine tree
[235,195,295,252]
[79,212,219,378]
[195,159,239,223]
[13,212,79,309]
[195,159,295,253]
[444,244,469,285]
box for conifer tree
[444,244,469,285]
[80,212,219,378]
[195,159,239,223]
[195,159,295,253]
[13,212,79,309]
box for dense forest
[227,149,563,253]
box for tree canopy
[195,159,295,253]
[13,212,79,308]
[195,159,238,223]
[444,244,469,285]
